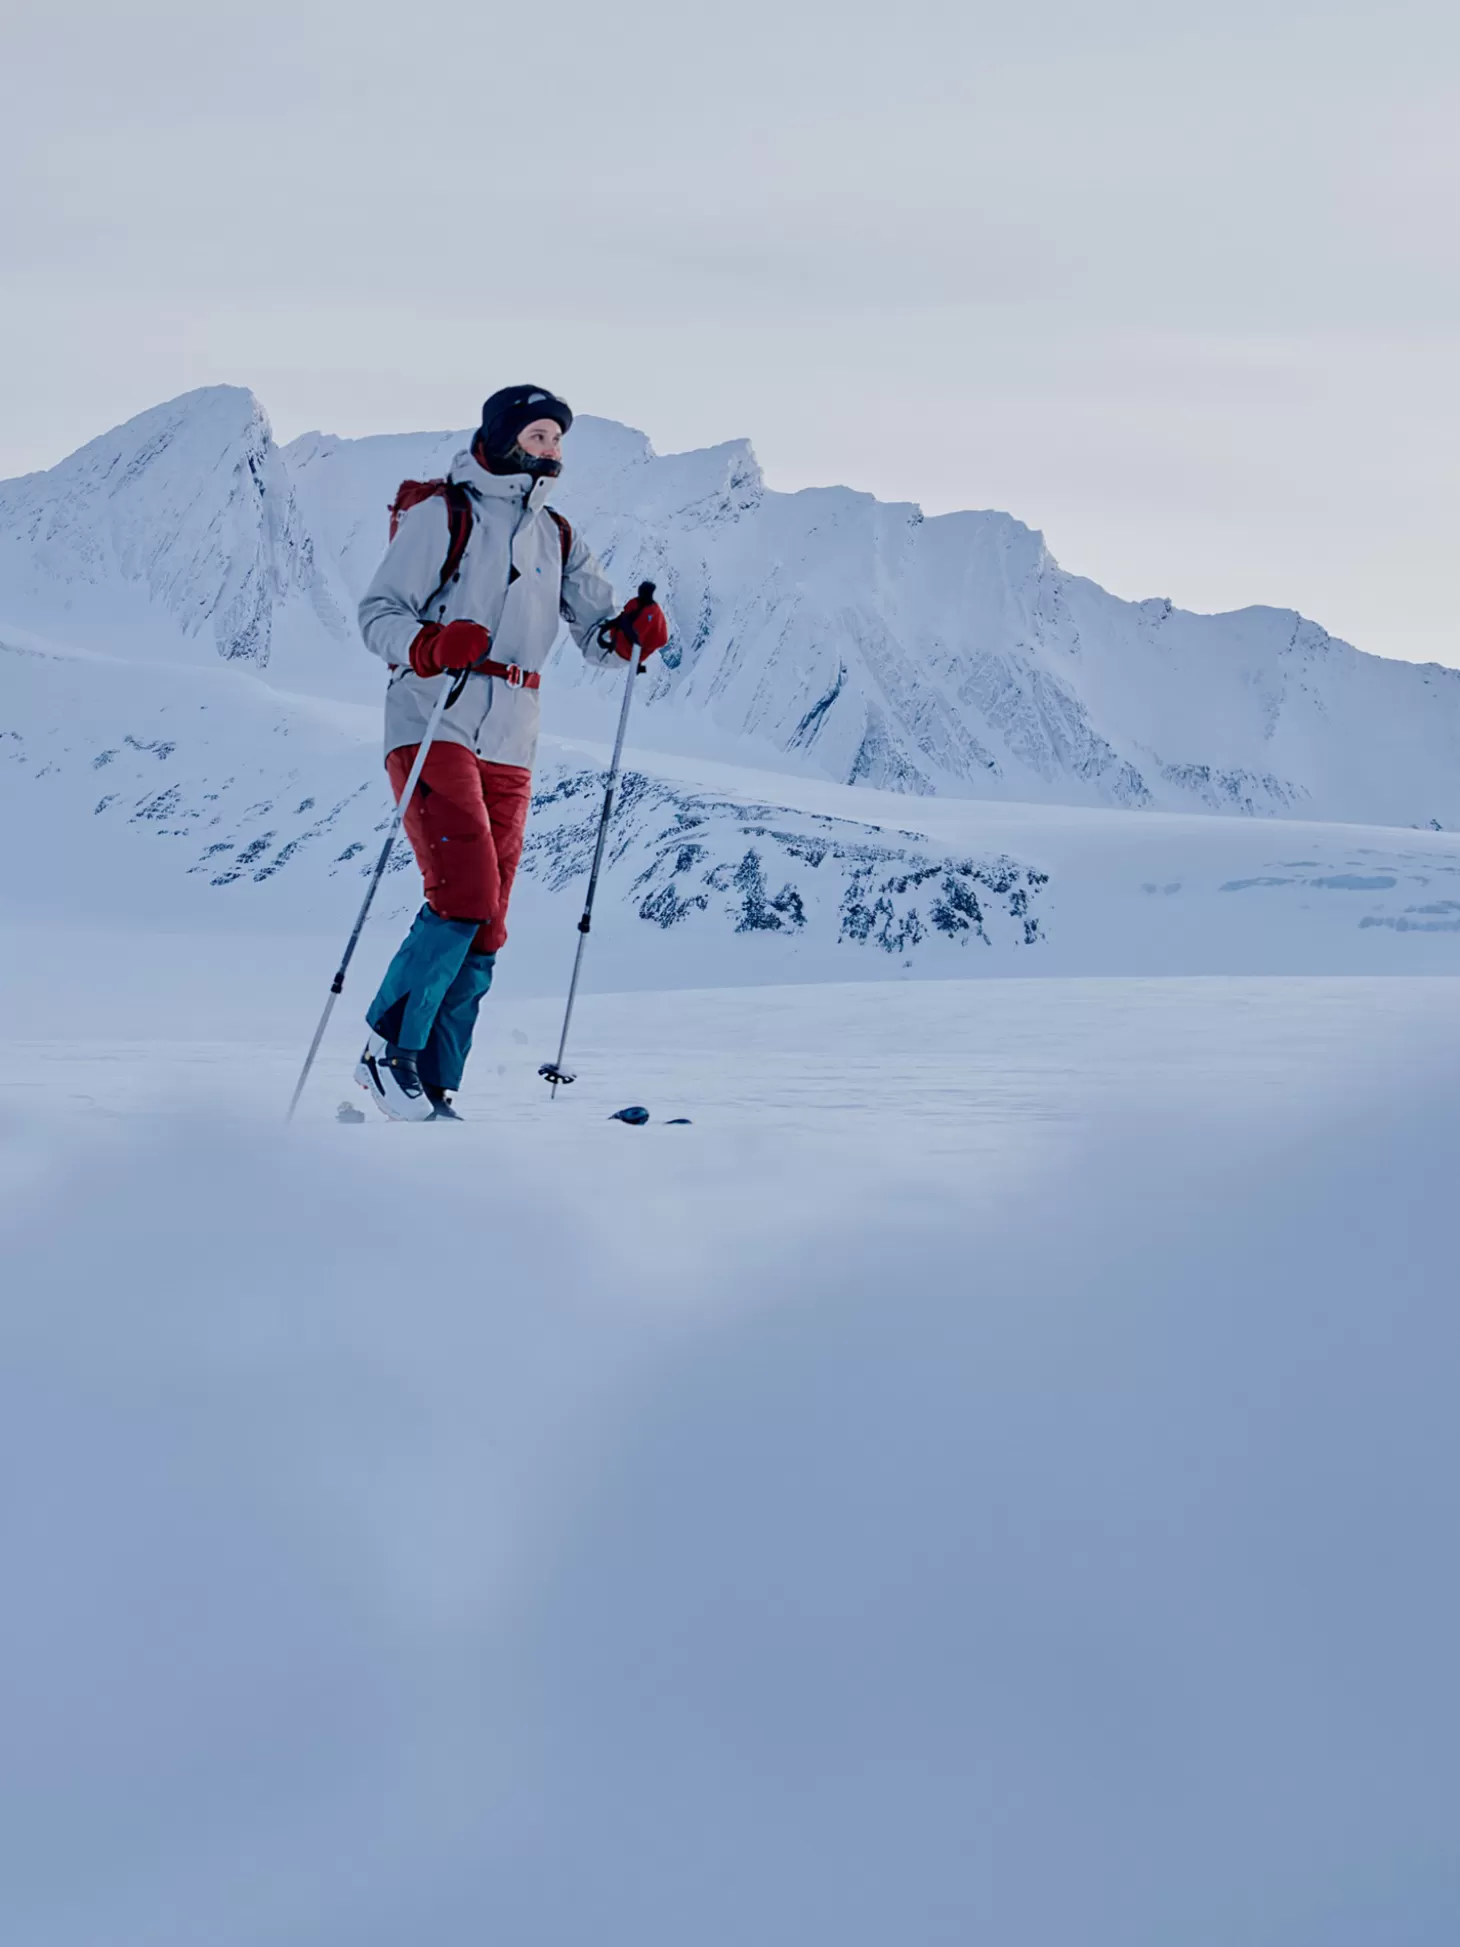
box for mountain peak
[0,385,334,668]
[51,385,273,479]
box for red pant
[386,743,533,955]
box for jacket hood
[449,448,557,511]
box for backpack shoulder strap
[389,478,475,609]
[439,481,474,589]
[546,506,573,571]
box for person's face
[517,418,564,463]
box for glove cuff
[408,625,441,679]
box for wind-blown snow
[7,385,1460,824]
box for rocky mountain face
[5,384,1460,827]
[0,624,1052,984]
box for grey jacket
[358,448,620,769]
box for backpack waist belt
[474,659,540,690]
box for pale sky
[4,0,1457,663]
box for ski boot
[355,1033,434,1122]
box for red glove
[409,619,492,678]
[606,595,669,662]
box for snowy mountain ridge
[8,625,1460,988]
[3,383,1459,829]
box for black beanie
[478,385,573,459]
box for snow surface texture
[6,383,1460,825]
[4,1003,1459,1946]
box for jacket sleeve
[558,530,621,669]
[357,499,450,670]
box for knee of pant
[421,826,497,924]
[460,947,496,997]
[425,847,496,925]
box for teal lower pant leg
[418,950,496,1092]
[367,905,479,1052]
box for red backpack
[388,479,572,602]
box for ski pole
[539,582,656,1097]
[285,667,470,1123]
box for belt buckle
[504,662,524,688]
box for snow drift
[3,1063,1458,1946]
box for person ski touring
[353,385,669,1121]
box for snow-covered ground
[6,927,1459,1138]
[4,959,1459,1945]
